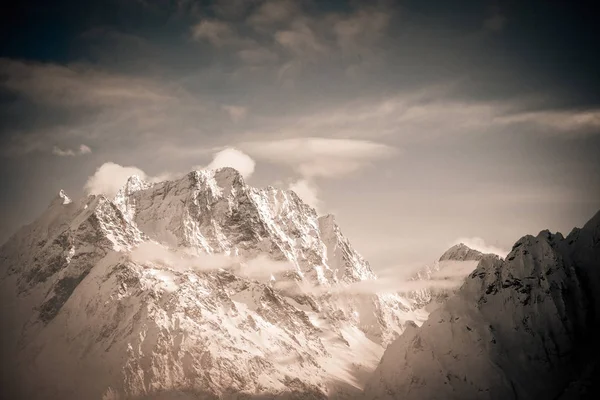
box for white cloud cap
[84,162,147,198]
[203,147,256,179]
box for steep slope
[0,168,426,400]
[438,243,486,262]
[364,211,600,400]
[408,243,486,311]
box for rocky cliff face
[364,211,600,400]
[0,168,427,400]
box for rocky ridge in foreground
[364,211,600,400]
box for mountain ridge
[0,167,429,400]
[363,210,600,400]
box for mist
[130,241,295,281]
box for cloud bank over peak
[84,148,256,198]
[84,162,149,198]
[202,147,256,179]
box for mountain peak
[57,189,72,205]
[365,208,600,400]
[49,189,72,208]
[438,243,484,261]
[188,167,246,196]
[583,209,600,232]
[124,174,150,192]
[1,166,428,399]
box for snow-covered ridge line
[0,167,433,400]
[364,209,600,400]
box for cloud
[237,253,294,280]
[240,137,397,179]
[0,58,175,108]
[429,260,481,279]
[212,0,254,20]
[493,109,600,133]
[202,147,256,179]
[275,22,328,59]
[247,0,299,28]
[239,137,395,211]
[131,241,294,280]
[85,148,255,199]
[289,179,320,211]
[131,241,235,271]
[332,8,391,50]
[452,237,509,258]
[191,20,236,46]
[237,47,279,65]
[191,19,256,49]
[84,162,149,198]
[239,85,503,142]
[133,242,475,296]
[242,84,600,145]
[274,262,476,297]
[222,104,248,122]
[52,144,92,157]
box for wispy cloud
[222,104,248,122]
[237,47,279,65]
[191,19,238,47]
[131,241,293,281]
[0,58,176,107]
[238,137,396,211]
[247,0,299,29]
[240,137,397,178]
[275,22,328,59]
[52,144,92,157]
[245,85,600,142]
[493,109,600,133]
[275,260,480,297]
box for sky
[1,0,599,271]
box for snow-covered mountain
[0,168,428,400]
[438,243,486,262]
[364,211,600,400]
[407,243,487,311]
